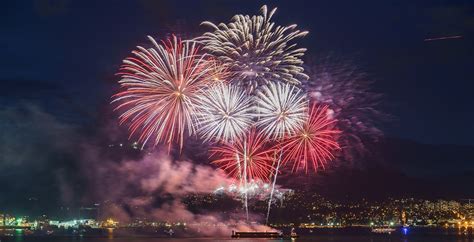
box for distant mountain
[278,137,474,201]
[376,138,474,177]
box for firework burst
[196,83,254,143]
[255,82,308,140]
[281,104,341,173]
[199,5,309,92]
[303,56,386,161]
[210,129,275,182]
[113,36,212,149]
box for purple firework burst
[302,55,389,163]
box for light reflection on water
[2,228,474,242]
[2,236,473,242]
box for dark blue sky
[1,0,473,145]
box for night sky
[2,0,473,144]
[1,0,473,213]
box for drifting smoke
[0,104,273,236]
[79,150,274,236]
[0,104,81,211]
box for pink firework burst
[281,103,341,173]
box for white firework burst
[255,82,308,139]
[199,5,309,92]
[196,82,254,142]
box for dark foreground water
[1,228,473,242]
[1,235,474,242]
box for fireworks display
[255,82,308,140]
[196,83,254,143]
[199,5,309,92]
[113,36,212,149]
[112,4,387,223]
[210,129,276,182]
[281,104,341,173]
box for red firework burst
[210,129,276,182]
[113,36,212,149]
[281,104,341,173]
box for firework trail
[195,82,254,143]
[113,36,212,150]
[254,81,307,224]
[199,5,309,92]
[210,128,276,220]
[281,104,341,173]
[303,56,386,162]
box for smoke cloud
[78,149,274,235]
[0,103,273,236]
